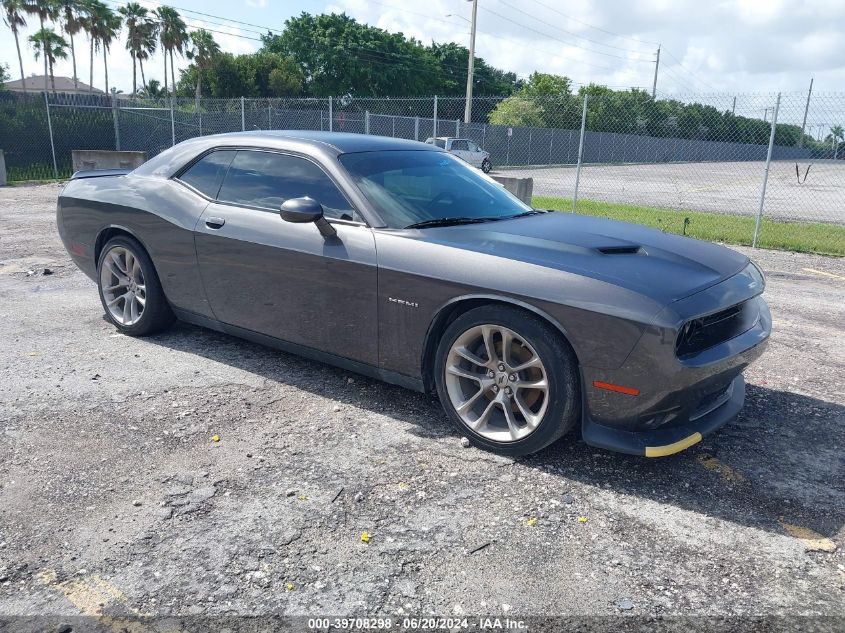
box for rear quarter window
[176,150,237,198]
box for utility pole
[464,0,479,124]
[651,45,660,98]
[731,96,736,115]
[798,77,813,147]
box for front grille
[676,301,756,358]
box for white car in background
[425,137,492,173]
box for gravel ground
[0,184,843,625]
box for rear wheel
[97,235,174,336]
[434,305,580,456]
[481,158,492,173]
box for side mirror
[280,197,336,238]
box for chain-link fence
[1,90,843,254]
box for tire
[97,235,175,336]
[434,305,580,456]
[481,158,492,173]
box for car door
[449,139,470,163]
[193,149,379,366]
[466,141,484,167]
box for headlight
[748,260,766,291]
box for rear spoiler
[70,168,132,180]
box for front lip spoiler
[581,374,746,457]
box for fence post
[572,94,588,213]
[549,130,554,165]
[170,98,176,146]
[111,92,121,152]
[753,92,780,248]
[328,96,333,132]
[456,119,460,137]
[482,123,486,149]
[44,92,58,179]
[392,117,396,137]
[528,129,532,165]
[241,96,245,131]
[365,111,370,135]
[433,95,438,137]
[268,102,272,129]
[414,116,419,141]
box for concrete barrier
[492,175,533,205]
[72,150,147,173]
[0,150,6,186]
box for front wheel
[97,235,174,336]
[481,158,492,173]
[434,305,580,456]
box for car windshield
[339,150,531,229]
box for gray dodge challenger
[57,131,771,457]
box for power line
[526,0,660,46]
[661,47,719,92]
[484,3,654,62]
[497,0,653,54]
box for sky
[2,0,844,127]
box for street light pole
[464,0,478,124]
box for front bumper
[580,291,771,457]
[582,374,745,456]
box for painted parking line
[685,180,753,193]
[696,454,746,483]
[802,267,845,281]
[37,569,155,631]
[779,520,838,552]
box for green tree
[119,2,150,95]
[0,62,10,89]
[29,26,67,93]
[187,28,220,103]
[488,72,579,128]
[268,58,303,97]
[155,5,188,96]
[138,78,165,99]
[488,96,543,127]
[86,0,119,93]
[262,12,442,96]
[136,13,158,90]
[1,0,28,92]
[24,0,60,92]
[58,0,85,90]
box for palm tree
[24,0,60,92]
[58,0,85,89]
[29,26,67,93]
[187,29,220,104]
[137,16,158,91]
[831,125,844,160]
[78,0,100,93]
[1,0,28,92]
[155,5,187,96]
[87,0,119,93]
[118,2,148,95]
[138,78,165,99]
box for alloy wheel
[100,245,146,326]
[444,324,549,442]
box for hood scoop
[597,245,643,255]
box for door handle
[205,217,225,229]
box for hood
[412,212,749,304]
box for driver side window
[217,150,357,221]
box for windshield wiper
[507,209,547,219]
[405,216,503,229]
